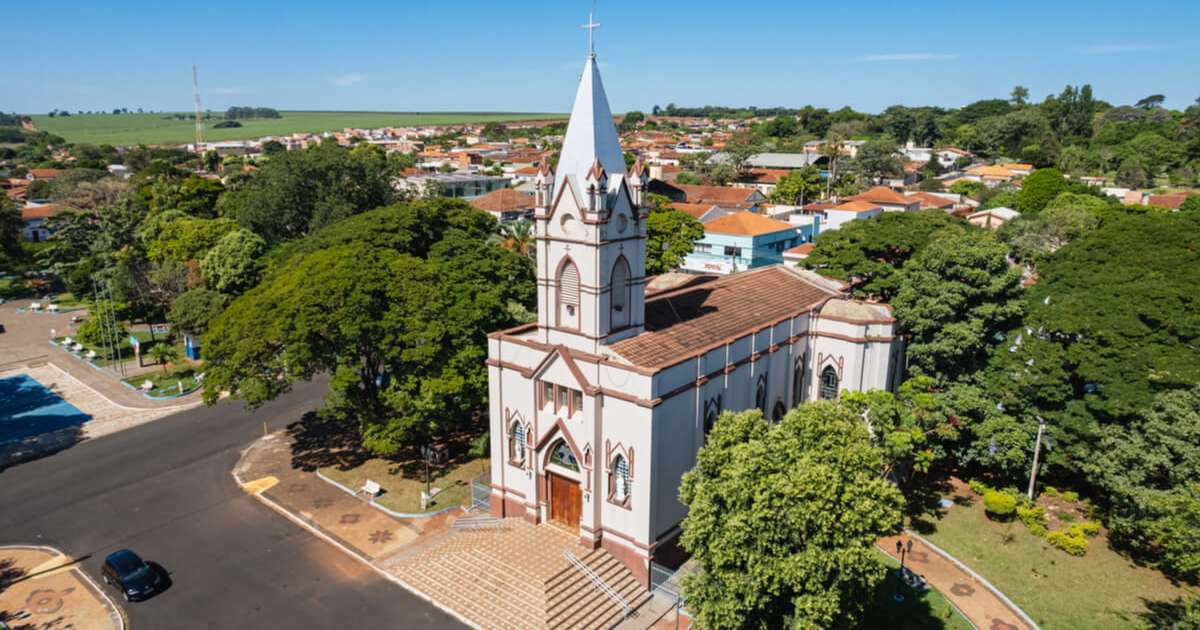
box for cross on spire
[581,11,600,58]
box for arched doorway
[545,440,582,529]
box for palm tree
[490,219,535,259]
[148,342,179,373]
[820,136,845,201]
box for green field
[27,111,565,146]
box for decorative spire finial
[581,9,600,58]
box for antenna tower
[192,64,205,150]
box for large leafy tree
[217,141,396,243]
[0,196,23,267]
[645,194,704,275]
[200,229,266,294]
[1084,385,1200,580]
[679,403,903,629]
[892,227,1024,383]
[203,201,534,455]
[1016,168,1068,214]
[168,288,229,337]
[802,210,962,301]
[768,166,823,205]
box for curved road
[0,378,463,629]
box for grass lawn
[921,494,1186,629]
[30,111,565,146]
[321,452,488,515]
[860,553,974,630]
[124,364,199,397]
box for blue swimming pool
[0,374,92,443]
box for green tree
[679,403,903,629]
[1181,196,1200,213]
[1017,168,1067,214]
[948,180,985,198]
[144,216,239,263]
[1085,386,1200,580]
[0,196,23,267]
[1115,158,1151,189]
[489,219,535,259]
[1001,200,1103,265]
[850,137,906,183]
[1011,85,1030,106]
[768,166,823,205]
[619,110,645,132]
[148,341,179,372]
[892,227,1024,383]
[200,229,266,294]
[803,210,962,301]
[168,287,229,336]
[1135,94,1166,110]
[644,194,704,274]
[217,141,396,243]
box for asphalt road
[0,377,463,629]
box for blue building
[681,211,818,275]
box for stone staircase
[544,548,651,629]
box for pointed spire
[555,52,625,196]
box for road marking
[241,475,279,495]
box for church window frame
[556,258,581,328]
[792,356,806,406]
[819,365,840,400]
[772,400,786,422]
[509,421,527,465]
[703,395,722,438]
[549,439,580,472]
[608,453,632,508]
[755,374,768,414]
[610,256,631,329]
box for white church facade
[486,43,905,586]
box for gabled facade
[485,36,906,587]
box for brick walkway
[0,545,124,630]
[879,533,1034,630]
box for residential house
[398,173,509,199]
[733,169,789,197]
[905,191,956,211]
[782,243,815,266]
[25,168,64,182]
[967,207,1019,229]
[847,186,920,212]
[820,200,883,231]
[470,188,537,222]
[671,202,729,223]
[682,211,806,275]
[963,165,1018,187]
[935,148,973,169]
[20,203,66,242]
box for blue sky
[7,0,1199,115]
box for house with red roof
[681,211,811,275]
[847,186,920,212]
[469,188,537,222]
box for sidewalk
[235,431,655,630]
[879,533,1034,630]
[0,545,125,630]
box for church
[485,35,905,586]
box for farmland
[27,111,565,146]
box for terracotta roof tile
[675,184,761,205]
[469,188,536,213]
[610,266,839,369]
[703,211,795,236]
[830,200,882,213]
[848,186,918,206]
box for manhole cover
[950,583,976,597]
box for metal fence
[470,474,491,512]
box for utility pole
[192,64,205,151]
[1027,417,1046,500]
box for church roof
[554,55,626,196]
[610,266,842,369]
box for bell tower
[534,19,646,355]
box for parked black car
[101,549,163,602]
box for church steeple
[533,17,646,353]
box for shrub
[1018,506,1048,537]
[1058,511,1076,523]
[1043,486,1058,497]
[1047,529,1088,556]
[1062,490,1080,503]
[968,479,991,495]
[984,490,1018,520]
[1077,521,1102,538]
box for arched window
[792,357,806,406]
[755,375,767,413]
[549,440,579,472]
[819,365,840,400]
[556,259,580,329]
[610,256,630,329]
[772,401,786,422]
[610,454,630,502]
[510,422,526,463]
